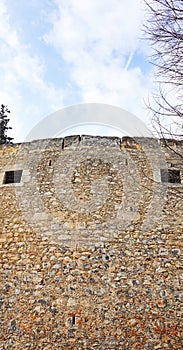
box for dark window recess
[71,316,76,326]
[161,169,181,183]
[3,170,23,184]
[48,159,52,166]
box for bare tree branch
[144,0,183,150]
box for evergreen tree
[0,104,14,145]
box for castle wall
[0,136,182,349]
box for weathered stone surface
[0,136,182,349]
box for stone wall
[0,136,182,349]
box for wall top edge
[0,135,182,150]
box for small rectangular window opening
[161,169,181,184]
[3,170,23,184]
[71,316,75,326]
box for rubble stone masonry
[0,136,182,349]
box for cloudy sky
[0,0,155,142]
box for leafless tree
[144,0,183,152]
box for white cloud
[44,0,153,121]
[47,0,144,56]
[0,0,64,141]
[0,0,156,141]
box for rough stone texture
[0,136,182,349]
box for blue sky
[0,0,155,141]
